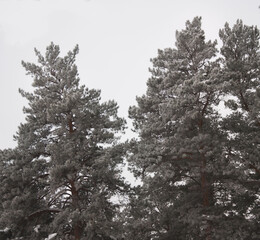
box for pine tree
[0,43,127,240]
[127,17,224,239]
[0,146,49,239]
[125,17,260,240]
[218,20,260,238]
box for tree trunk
[70,179,82,240]
[200,153,211,240]
[199,117,211,240]
[201,155,209,207]
[68,117,81,240]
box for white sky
[0,0,260,149]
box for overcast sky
[0,0,259,149]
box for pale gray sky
[0,0,259,149]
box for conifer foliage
[218,20,260,238]
[0,43,126,240]
[126,18,259,239]
[0,17,259,240]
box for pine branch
[27,208,61,220]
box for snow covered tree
[0,43,127,240]
[127,17,225,239]
[0,147,49,239]
[125,17,260,240]
[218,20,260,238]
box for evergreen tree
[125,17,260,240]
[218,20,260,238]
[127,17,224,239]
[0,43,126,240]
[0,147,50,239]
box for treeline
[0,17,259,240]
